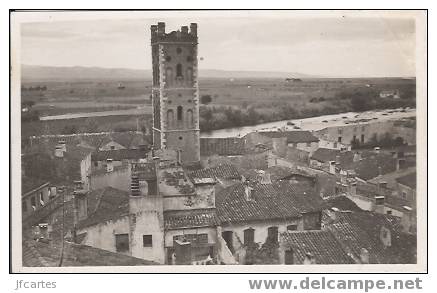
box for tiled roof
[396,172,416,190]
[164,209,219,230]
[259,130,319,143]
[27,132,150,151]
[77,187,129,229]
[22,239,157,267]
[326,211,416,264]
[92,149,147,162]
[352,154,398,181]
[311,148,354,164]
[216,182,326,224]
[188,164,241,181]
[281,231,354,264]
[200,137,245,156]
[324,196,363,212]
[266,166,316,181]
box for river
[200,108,416,138]
[39,106,416,138]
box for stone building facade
[151,22,200,164]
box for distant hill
[21,64,316,81]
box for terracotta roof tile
[77,187,129,229]
[326,211,416,264]
[164,209,219,230]
[200,137,245,156]
[396,172,416,190]
[216,182,326,224]
[188,164,241,181]
[281,231,354,264]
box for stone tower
[150,22,200,164]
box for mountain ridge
[20,64,317,81]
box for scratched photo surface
[10,10,427,272]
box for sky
[18,11,417,77]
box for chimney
[335,155,340,165]
[157,22,165,35]
[374,146,380,154]
[106,158,114,173]
[350,182,357,196]
[397,158,406,171]
[303,252,316,264]
[378,181,388,189]
[359,248,370,264]
[329,161,336,174]
[190,23,197,36]
[259,171,271,185]
[54,145,64,158]
[379,226,392,248]
[374,195,385,213]
[353,152,362,162]
[244,184,254,201]
[58,140,67,152]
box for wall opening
[176,64,183,78]
[177,106,183,121]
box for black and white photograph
[9,10,427,273]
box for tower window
[167,109,174,128]
[176,47,182,54]
[177,106,183,121]
[176,64,183,78]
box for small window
[177,106,183,121]
[176,64,183,77]
[243,228,255,245]
[115,233,129,252]
[22,201,27,212]
[176,47,182,54]
[267,226,278,243]
[94,161,98,167]
[165,56,171,62]
[287,224,298,231]
[338,129,343,134]
[402,191,407,199]
[361,134,365,143]
[387,210,392,215]
[186,56,193,62]
[110,145,115,150]
[338,136,342,143]
[143,235,153,247]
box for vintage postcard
[10,10,427,273]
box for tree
[200,94,212,105]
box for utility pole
[58,187,65,267]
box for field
[21,77,416,140]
